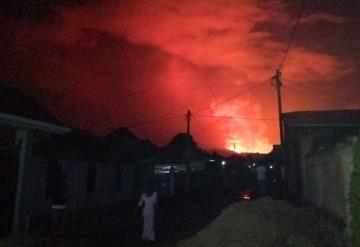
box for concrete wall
[22,158,51,220]
[21,158,147,222]
[62,160,88,210]
[300,137,356,223]
[23,159,111,216]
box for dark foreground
[0,191,347,247]
[1,191,230,247]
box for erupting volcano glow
[227,139,245,153]
[226,137,272,154]
[1,0,358,153]
[210,99,273,154]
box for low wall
[301,137,355,224]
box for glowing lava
[227,139,246,153]
[226,137,272,154]
[212,100,273,154]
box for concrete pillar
[13,130,31,235]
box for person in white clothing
[137,182,157,242]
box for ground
[0,191,347,247]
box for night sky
[1,0,360,153]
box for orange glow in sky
[1,0,359,153]
[227,139,245,154]
[227,138,272,154]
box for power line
[115,78,271,129]
[191,117,221,145]
[284,80,359,105]
[283,77,360,85]
[284,84,342,106]
[192,117,223,136]
[193,78,271,114]
[278,0,306,69]
[283,84,347,106]
[125,114,184,128]
[195,114,278,121]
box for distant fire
[243,195,251,200]
[212,100,273,154]
[226,137,272,154]
[227,139,245,153]
[241,191,252,200]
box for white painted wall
[301,137,356,223]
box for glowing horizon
[1,0,359,153]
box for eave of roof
[0,112,71,134]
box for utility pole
[185,109,192,198]
[272,69,284,144]
[186,110,192,135]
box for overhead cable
[283,85,347,106]
[192,116,224,136]
[278,0,306,69]
[195,114,278,121]
[126,114,184,128]
[284,79,360,105]
[193,78,271,114]
[191,117,221,144]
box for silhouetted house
[33,130,104,209]
[0,86,70,235]
[33,127,157,210]
[0,86,157,234]
[282,110,360,226]
[101,128,157,199]
[150,133,207,195]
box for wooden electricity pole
[185,109,192,198]
[272,69,284,144]
[186,110,192,135]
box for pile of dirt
[176,197,344,247]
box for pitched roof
[101,128,158,162]
[151,133,205,163]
